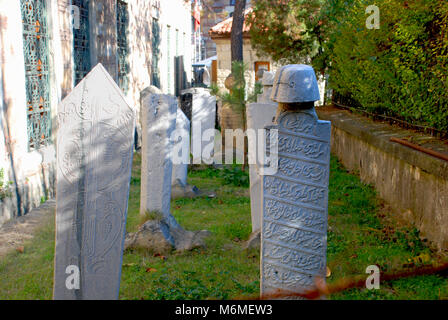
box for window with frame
[151,18,161,88]
[167,25,171,93]
[72,0,91,85]
[20,0,52,150]
[117,0,130,93]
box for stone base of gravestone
[124,219,211,253]
[171,179,201,199]
[243,229,261,250]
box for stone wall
[159,0,192,96]
[0,0,62,225]
[317,106,448,250]
[0,0,193,226]
[90,0,119,81]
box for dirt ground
[0,200,55,258]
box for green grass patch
[0,153,446,300]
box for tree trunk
[231,0,246,62]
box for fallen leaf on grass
[146,268,157,273]
[154,253,167,261]
[123,263,137,267]
[16,246,24,253]
[410,253,431,265]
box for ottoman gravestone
[54,64,136,300]
[246,71,278,234]
[139,92,179,227]
[260,65,331,299]
[257,71,275,104]
[125,92,209,253]
[171,107,190,186]
[171,107,200,199]
[191,88,217,164]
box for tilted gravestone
[140,93,180,228]
[171,107,200,199]
[54,64,136,300]
[247,72,278,233]
[171,107,190,186]
[191,88,216,164]
[124,92,209,253]
[261,65,331,299]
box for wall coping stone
[316,106,448,181]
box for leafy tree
[247,0,325,67]
[248,0,448,132]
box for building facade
[0,0,193,225]
[209,8,278,93]
[197,0,251,60]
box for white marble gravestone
[171,108,190,186]
[257,71,275,104]
[261,64,331,298]
[54,64,136,300]
[246,101,277,232]
[140,92,180,228]
[191,88,216,164]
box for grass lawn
[0,152,446,299]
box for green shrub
[220,165,249,188]
[249,0,448,132]
[0,169,12,201]
[322,0,448,132]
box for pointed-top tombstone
[54,64,136,300]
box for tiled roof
[209,8,253,37]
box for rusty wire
[237,262,448,300]
[331,100,448,139]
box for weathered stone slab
[191,89,216,164]
[257,71,275,104]
[140,92,179,228]
[171,108,190,186]
[261,109,330,298]
[246,102,277,232]
[131,91,209,253]
[54,64,136,300]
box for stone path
[0,200,55,258]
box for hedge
[317,0,448,132]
